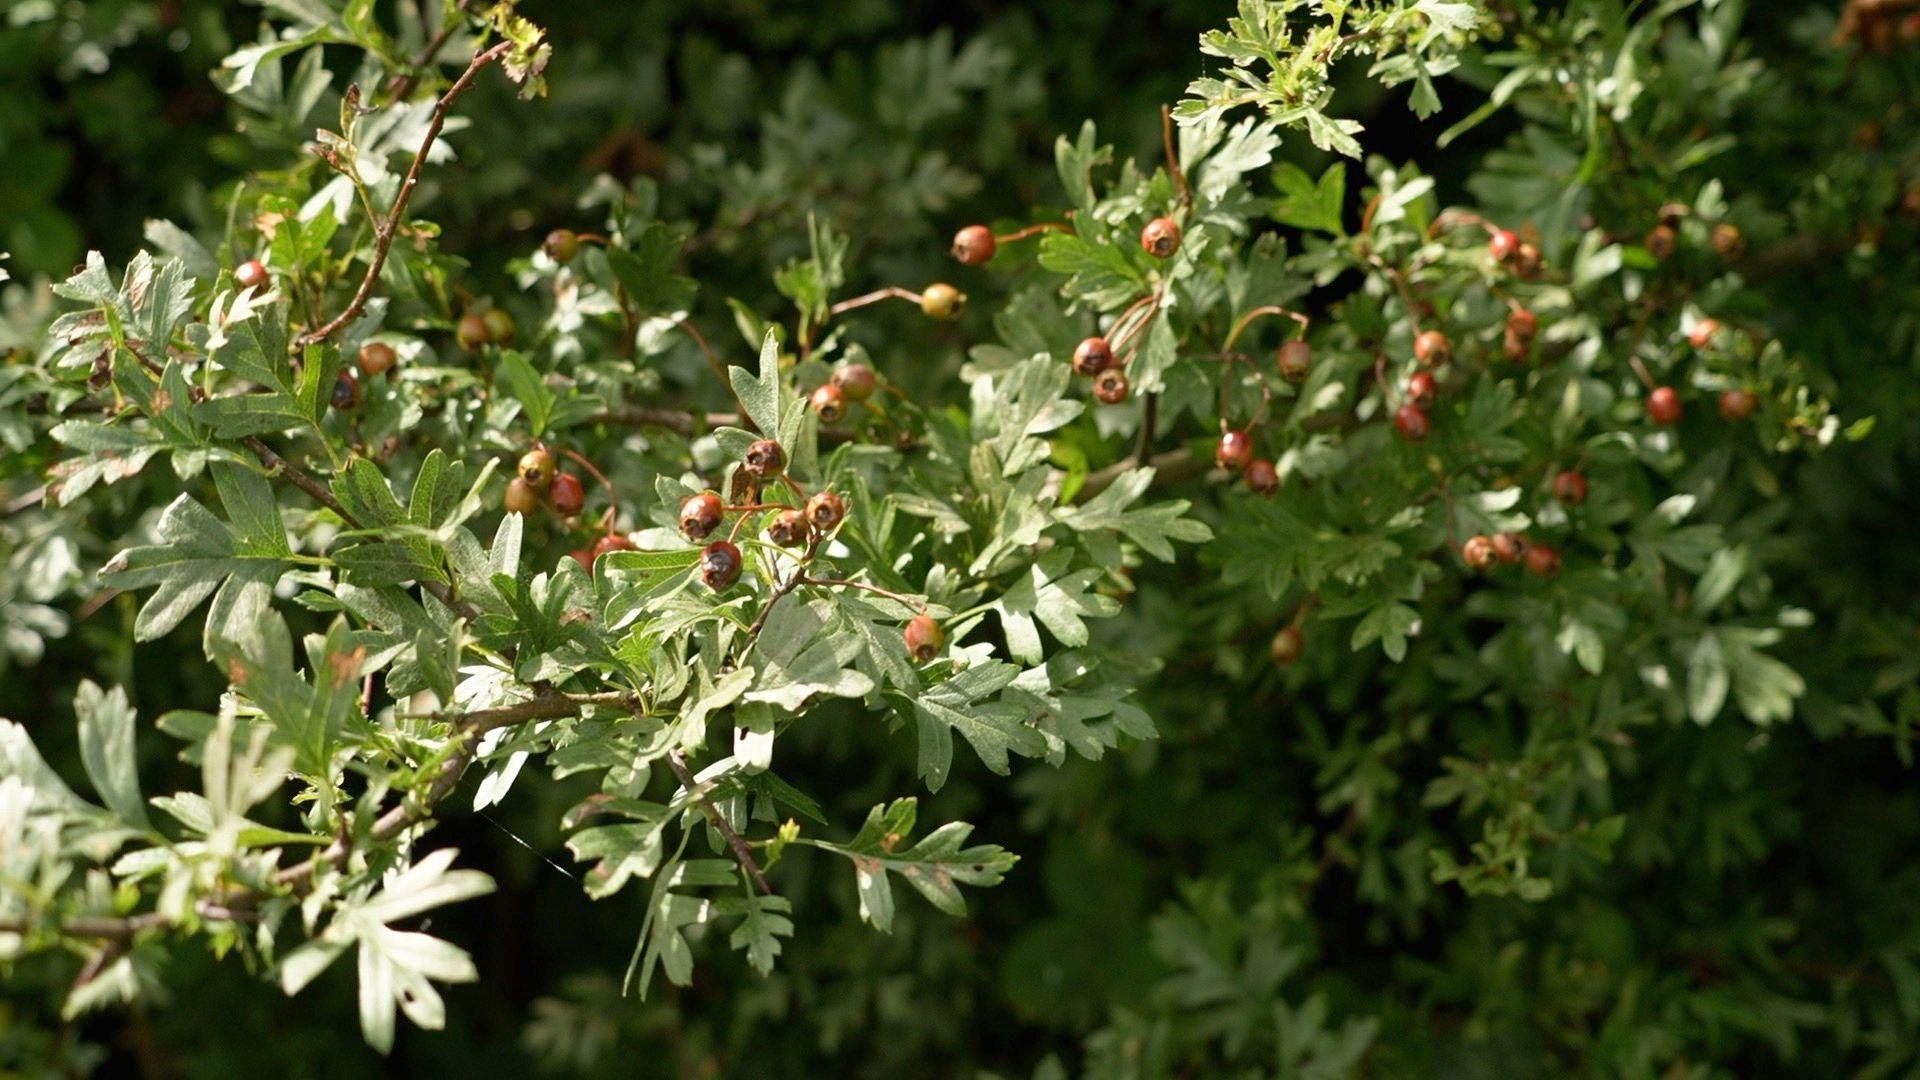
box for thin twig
[1161,105,1190,208]
[796,576,923,610]
[666,751,772,895]
[828,286,921,317]
[384,0,477,101]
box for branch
[1075,446,1206,503]
[383,0,477,101]
[666,751,773,895]
[298,41,513,347]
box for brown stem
[299,42,514,347]
[828,286,921,317]
[666,751,772,895]
[384,0,477,101]
[1222,305,1311,352]
[1133,392,1158,467]
[1161,105,1191,208]
[1076,446,1206,503]
[993,222,1072,244]
[553,446,617,518]
[797,576,923,610]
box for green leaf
[1272,162,1347,234]
[908,660,1044,792]
[806,799,1018,932]
[74,681,148,829]
[715,894,794,976]
[1057,468,1212,562]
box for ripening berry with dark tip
[767,509,812,547]
[1552,470,1588,506]
[1244,458,1279,495]
[456,312,491,351]
[1488,229,1520,263]
[920,283,965,320]
[951,225,996,265]
[483,308,517,346]
[235,259,269,291]
[504,477,541,515]
[331,371,361,410]
[1277,340,1312,383]
[1524,542,1562,578]
[1719,388,1759,422]
[831,363,877,401]
[358,341,397,377]
[1394,403,1430,442]
[1270,625,1304,665]
[805,491,846,532]
[1141,216,1182,258]
[1072,337,1115,377]
[1512,243,1542,279]
[1414,329,1452,367]
[1646,386,1683,426]
[1463,535,1497,570]
[744,439,786,477]
[904,614,946,662]
[699,541,743,590]
[1646,224,1677,261]
[1688,318,1722,350]
[679,492,724,540]
[1491,533,1523,564]
[1710,222,1746,260]
[518,449,556,491]
[543,229,581,263]
[1507,308,1539,343]
[548,472,585,517]
[1406,370,1437,407]
[811,383,847,423]
[1092,368,1130,404]
[1216,430,1254,471]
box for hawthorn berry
[1243,458,1279,495]
[456,312,491,351]
[1216,430,1255,471]
[699,541,743,590]
[1552,470,1588,506]
[482,307,517,346]
[805,490,846,532]
[1710,222,1746,260]
[1072,336,1116,377]
[904,614,946,662]
[1658,202,1689,227]
[951,225,996,265]
[1413,329,1452,367]
[1277,340,1312,383]
[830,363,877,401]
[548,472,585,517]
[1512,242,1542,279]
[1719,388,1760,421]
[1462,535,1497,570]
[543,228,581,263]
[1506,308,1539,342]
[1646,223,1677,261]
[1646,386,1683,426]
[1688,318,1722,349]
[767,509,812,547]
[1092,368,1130,404]
[235,259,269,291]
[518,448,556,491]
[1141,216,1182,258]
[744,439,786,477]
[680,492,724,539]
[591,534,637,562]
[1394,403,1430,442]
[330,371,361,410]
[357,341,397,377]
[1491,533,1524,563]
[1524,542,1562,578]
[1406,370,1437,407]
[811,383,847,423]
[920,283,965,320]
[1269,625,1304,665]
[503,477,541,515]
[569,545,596,570]
[1488,229,1520,263]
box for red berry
[543,229,581,263]
[569,546,597,570]
[1072,337,1115,377]
[1414,329,1452,367]
[1552,470,1588,506]
[699,541,742,590]
[766,509,812,547]
[951,225,996,265]
[1506,308,1539,341]
[1406,370,1437,407]
[1141,217,1182,258]
[548,472,585,517]
[504,477,541,515]
[832,363,877,401]
[679,493,724,540]
[357,341,397,377]
[1646,386,1683,425]
[518,449,556,491]
[1463,535,1497,570]
[1216,430,1254,471]
[744,439,786,477]
[1645,224,1677,261]
[1243,458,1279,495]
[1491,533,1523,563]
[235,259,269,291]
[1269,625,1304,665]
[1276,340,1312,383]
[1524,542,1562,578]
[805,491,846,532]
[904,614,946,662]
[1687,318,1721,350]
[920,283,965,320]
[1092,368,1130,404]
[1719,388,1759,422]
[593,533,637,559]
[1488,229,1520,263]
[811,383,847,423]
[330,371,361,410]
[456,312,491,351]
[1394,403,1430,442]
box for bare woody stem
[666,751,773,895]
[796,576,924,610]
[383,0,478,101]
[1161,105,1191,208]
[828,286,922,317]
[993,222,1072,244]
[1222,305,1312,353]
[298,41,514,347]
